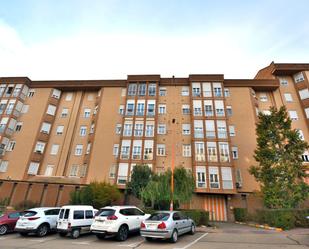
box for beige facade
[0,62,308,221]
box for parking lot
[0,223,308,249]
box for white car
[90,206,150,241]
[57,205,96,239]
[15,207,60,237]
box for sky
[0,0,308,80]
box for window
[226,106,232,116]
[202,82,212,97]
[132,140,142,159]
[50,144,59,155]
[117,163,129,184]
[181,86,189,96]
[75,144,83,156]
[128,83,137,96]
[7,119,17,134]
[61,108,68,117]
[15,122,23,132]
[12,84,22,97]
[148,83,156,96]
[205,120,215,138]
[209,167,220,189]
[126,100,135,116]
[213,83,222,97]
[157,124,166,134]
[219,142,230,162]
[144,140,154,160]
[136,101,145,116]
[45,165,54,176]
[0,85,5,97]
[279,77,288,86]
[0,100,7,114]
[21,105,29,113]
[6,141,16,151]
[229,125,235,136]
[194,120,204,139]
[158,104,166,114]
[65,93,73,101]
[259,93,268,102]
[302,151,309,162]
[41,122,51,134]
[109,164,116,178]
[224,88,230,97]
[182,144,191,157]
[123,122,133,136]
[0,117,9,133]
[86,143,91,154]
[28,162,39,175]
[182,105,190,115]
[121,140,131,159]
[113,144,119,157]
[134,123,143,136]
[145,122,154,137]
[305,108,309,119]
[35,141,45,153]
[80,126,87,136]
[147,100,155,116]
[299,89,309,100]
[69,165,79,177]
[56,125,64,135]
[221,167,233,189]
[196,166,206,188]
[204,100,213,116]
[115,123,122,134]
[232,146,238,159]
[195,142,205,162]
[157,144,166,156]
[294,72,304,83]
[192,83,201,97]
[0,161,8,172]
[193,100,202,116]
[6,100,15,115]
[288,111,298,120]
[90,123,95,133]
[52,89,61,99]
[284,93,293,102]
[46,105,56,116]
[182,124,190,135]
[84,108,91,118]
[215,100,224,116]
[119,105,124,115]
[5,85,13,96]
[159,87,167,96]
[263,110,271,115]
[138,83,146,96]
[85,210,93,219]
[217,120,227,139]
[296,129,305,140]
[207,142,217,162]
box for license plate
[147,224,157,229]
[97,220,104,223]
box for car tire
[170,229,178,243]
[96,234,106,240]
[19,232,28,237]
[70,229,80,239]
[145,237,152,242]
[0,225,8,235]
[116,225,129,241]
[36,224,49,237]
[189,224,196,235]
[59,232,67,237]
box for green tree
[69,182,121,208]
[127,164,152,199]
[249,106,309,209]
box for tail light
[140,222,146,229]
[27,217,40,221]
[157,222,166,229]
[107,215,118,220]
[68,222,71,229]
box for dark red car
[0,211,23,235]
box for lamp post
[170,118,176,211]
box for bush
[182,209,209,226]
[234,208,248,222]
[14,200,39,211]
[255,209,296,230]
[293,209,309,228]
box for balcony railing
[210,182,220,189]
[195,154,205,162]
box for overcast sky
[0,0,308,80]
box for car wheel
[170,229,178,243]
[190,224,196,235]
[0,225,8,235]
[145,237,152,242]
[20,232,28,237]
[96,234,106,240]
[116,225,128,241]
[70,229,80,239]
[58,232,67,237]
[36,224,49,237]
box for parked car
[140,211,195,243]
[56,205,96,239]
[0,211,23,235]
[90,206,150,241]
[15,207,60,237]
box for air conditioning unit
[236,182,242,189]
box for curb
[235,221,283,232]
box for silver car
[140,211,195,243]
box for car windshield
[148,213,170,221]
[23,211,37,217]
[96,209,115,217]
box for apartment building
[0,62,308,221]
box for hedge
[234,208,248,222]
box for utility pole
[170,75,176,211]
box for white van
[57,205,96,239]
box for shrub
[234,208,248,222]
[182,209,209,226]
[255,209,296,230]
[293,209,309,228]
